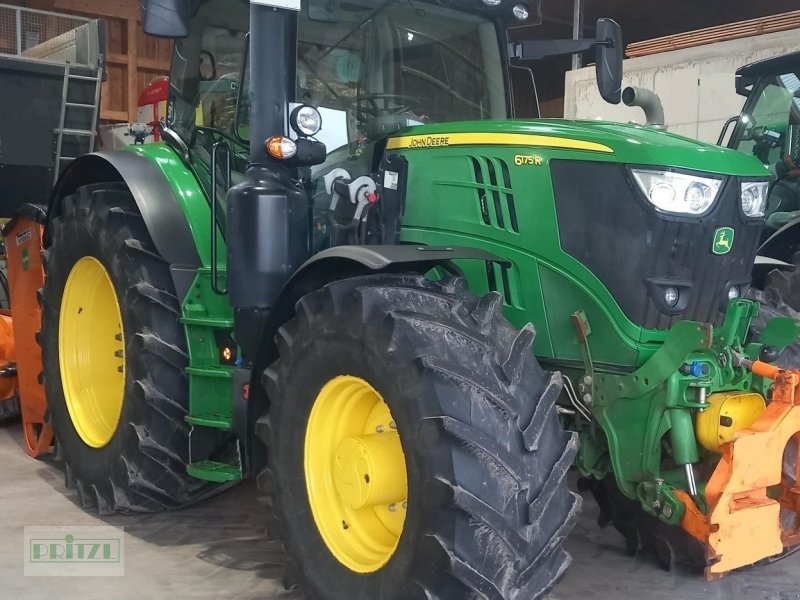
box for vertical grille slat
[484,158,506,230]
[485,262,518,308]
[470,156,518,234]
[499,159,519,233]
[470,156,492,226]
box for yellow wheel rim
[305,375,408,573]
[58,256,125,448]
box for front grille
[551,160,762,330]
[469,156,519,234]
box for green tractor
[721,52,800,305]
[39,0,800,597]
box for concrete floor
[1,419,798,600]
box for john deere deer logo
[712,227,735,255]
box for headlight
[512,4,529,20]
[630,169,722,215]
[740,181,769,217]
[290,105,322,137]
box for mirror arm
[508,38,596,61]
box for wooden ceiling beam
[41,0,139,21]
[627,9,800,57]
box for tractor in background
[2,1,800,599]
[721,53,800,304]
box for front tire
[261,274,580,600]
[42,183,229,513]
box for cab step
[185,412,232,430]
[186,460,241,482]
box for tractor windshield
[729,68,800,232]
[165,0,507,236]
[294,0,508,152]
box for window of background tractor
[733,70,800,173]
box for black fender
[752,255,795,289]
[757,216,800,263]
[46,151,202,274]
[236,244,510,476]
[237,244,510,361]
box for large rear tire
[42,183,229,513]
[261,274,580,600]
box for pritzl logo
[24,526,124,576]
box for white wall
[564,29,800,143]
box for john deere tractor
[35,0,800,598]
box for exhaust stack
[622,86,665,128]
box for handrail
[210,141,231,295]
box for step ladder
[53,61,103,185]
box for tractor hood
[386,119,770,178]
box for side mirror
[141,0,191,38]
[508,17,623,105]
[595,18,623,105]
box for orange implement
[679,368,800,578]
[0,311,16,402]
[3,214,53,457]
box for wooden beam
[45,0,139,21]
[136,56,170,72]
[107,52,127,65]
[127,18,137,122]
[627,10,800,57]
[101,109,129,122]
[108,52,169,72]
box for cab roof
[736,51,800,78]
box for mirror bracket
[508,39,595,61]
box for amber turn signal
[266,135,297,159]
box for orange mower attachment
[677,359,800,578]
[3,208,53,457]
[0,310,16,403]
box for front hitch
[678,360,800,578]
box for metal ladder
[53,61,103,185]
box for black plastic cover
[377,153,408,245]
[226,165,310,310]
[551,160,762,329]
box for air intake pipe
[622,86,665,129]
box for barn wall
[563,28,800,143]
